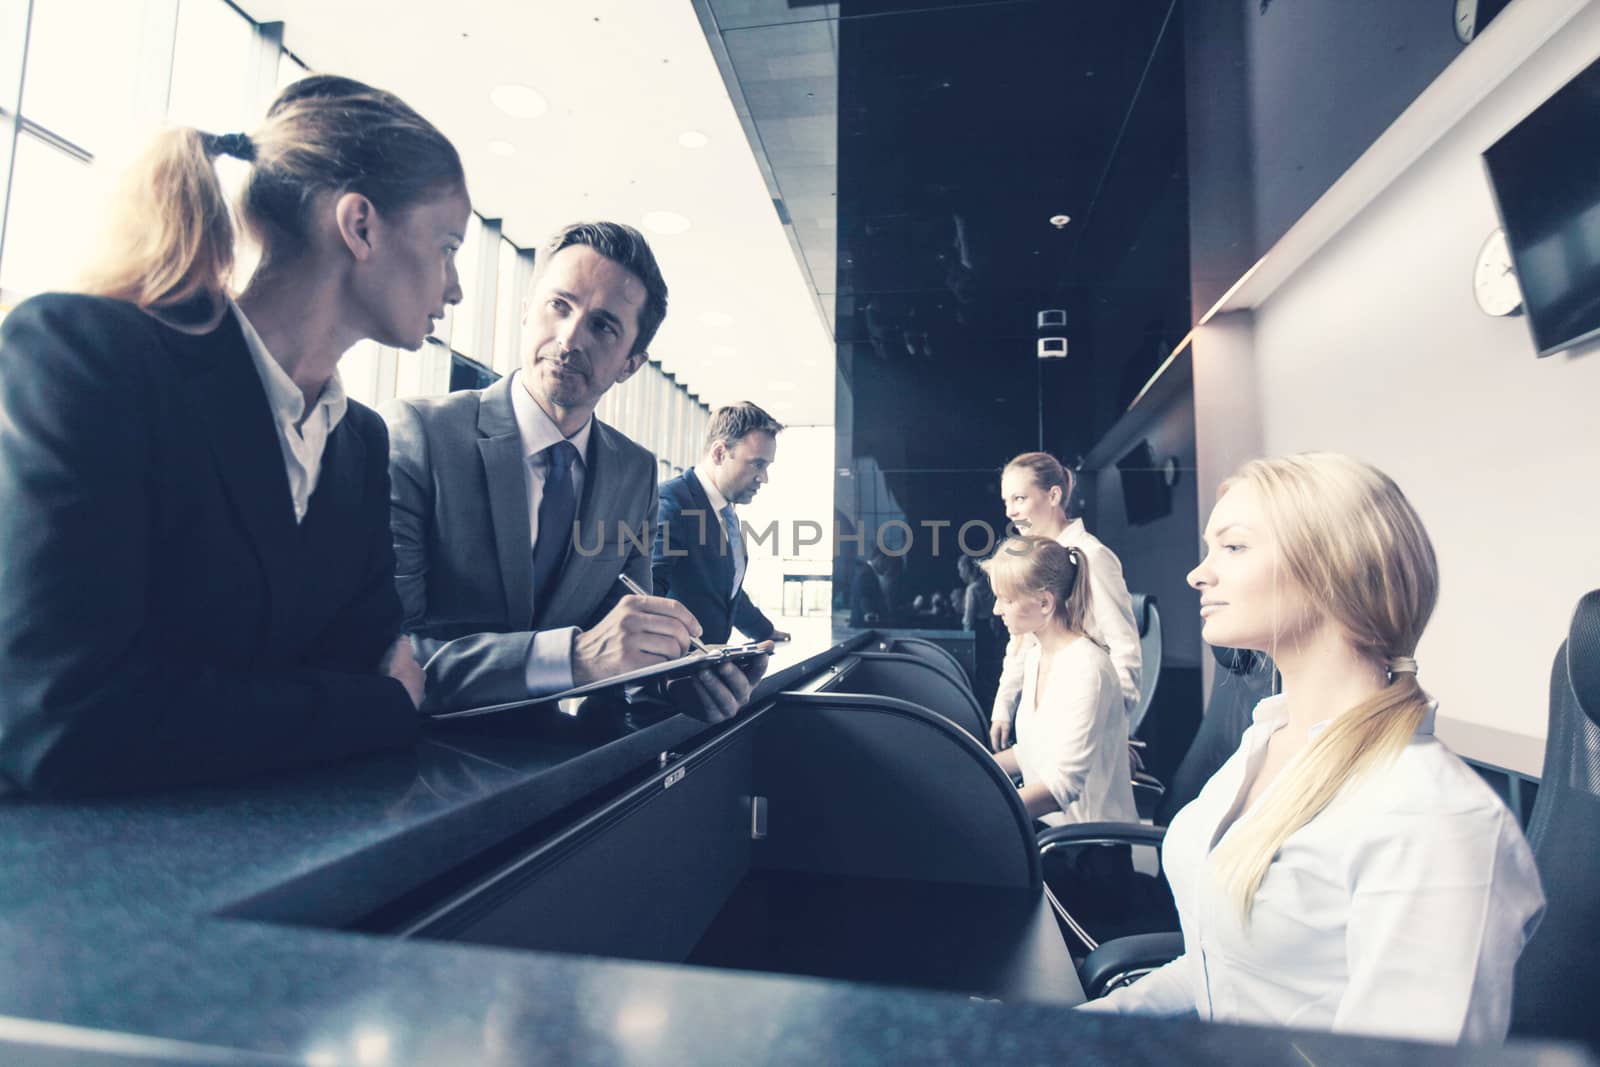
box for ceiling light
[678,130,709,149]
[642,210,691,235]
[487,140,516,157]
[700,311,734,328]
[1049,213,1072,229]
[491,84,548,118]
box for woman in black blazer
[0,75,468,794]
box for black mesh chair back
[1512,589,1600,1045]
[891,637,973,692]
[828,652,989,744]
[1155,645,1275,826]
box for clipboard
[428,641,772,721]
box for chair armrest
[1037,821,1166,854]
[1080,932,1186,999]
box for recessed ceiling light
[642,210,691,235]
[700,311,734,328]
[487,140,516,157]
[1049,213,1072,229]
[491,84,548,118]
[678,130,709,149]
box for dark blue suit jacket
[0,294,417,795]
[651,469,775,644]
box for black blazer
[650,469,774,645]
[0,294,418,796]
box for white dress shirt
[693,463,744,595]
[1081,694,1546,1044]
[511,372,593,697]
[993,519,1142,723]
[1010,637,1138,827]
[233,302,347,524]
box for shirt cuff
[525,627,578,698]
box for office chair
[891,637,973,692]
[826,651,990,744]
[1511,589,1600,1046]
[1038,645,1275,993]
[1128,594,1163,736]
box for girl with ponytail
[0,75,468,794]
[981,536,1137,828]
[1081,453,1544,1042]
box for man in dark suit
[383,222,765,718]
[652,403,792,645]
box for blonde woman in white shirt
[982,537,1138,829]
[1081,453,1544,1043]
[990,453,1142,752]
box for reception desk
[0,628,1587,1065]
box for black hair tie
[207,132,256,162]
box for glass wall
[0,0,708,468]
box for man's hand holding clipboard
[602,573,771,723]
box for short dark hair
[705,401,784,454]
[539,221,669,355]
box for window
[0,131,96,295]
[451,214,485,359]
[19,0,156,156]
[167,0,255,136]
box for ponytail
[1210,675,1429,918]
[980,537,1102,647]
[1204,452,1439,922]
[77,74,464,324]
[79,128,236,318]
[1058,547,1097,642]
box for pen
[616,572,712,655]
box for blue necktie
[532,440,580,615]
[721,504,745,597]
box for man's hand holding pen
[569,573,770,723]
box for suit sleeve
[382,398,550,713]
[650,484,682,596]
[308,408,407,674]
[627,462,658,603]
[732,588,776,641]
[0,299,417,797]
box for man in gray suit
[383,221,765,717]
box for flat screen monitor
[1483,54,1600,357]
[1117,439,1171,527]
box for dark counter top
[0,628,1587,1066]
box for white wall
[1245,6,1600,739]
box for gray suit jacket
[382,377,658,712]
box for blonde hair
[979,536,1096,640]
[80,74,464,321]
[1004,451,1075,518]
[1208,453,1438,919]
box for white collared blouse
[232,302,347,524]
[1013,636,1138,827]
[1081,695,1545,1044]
